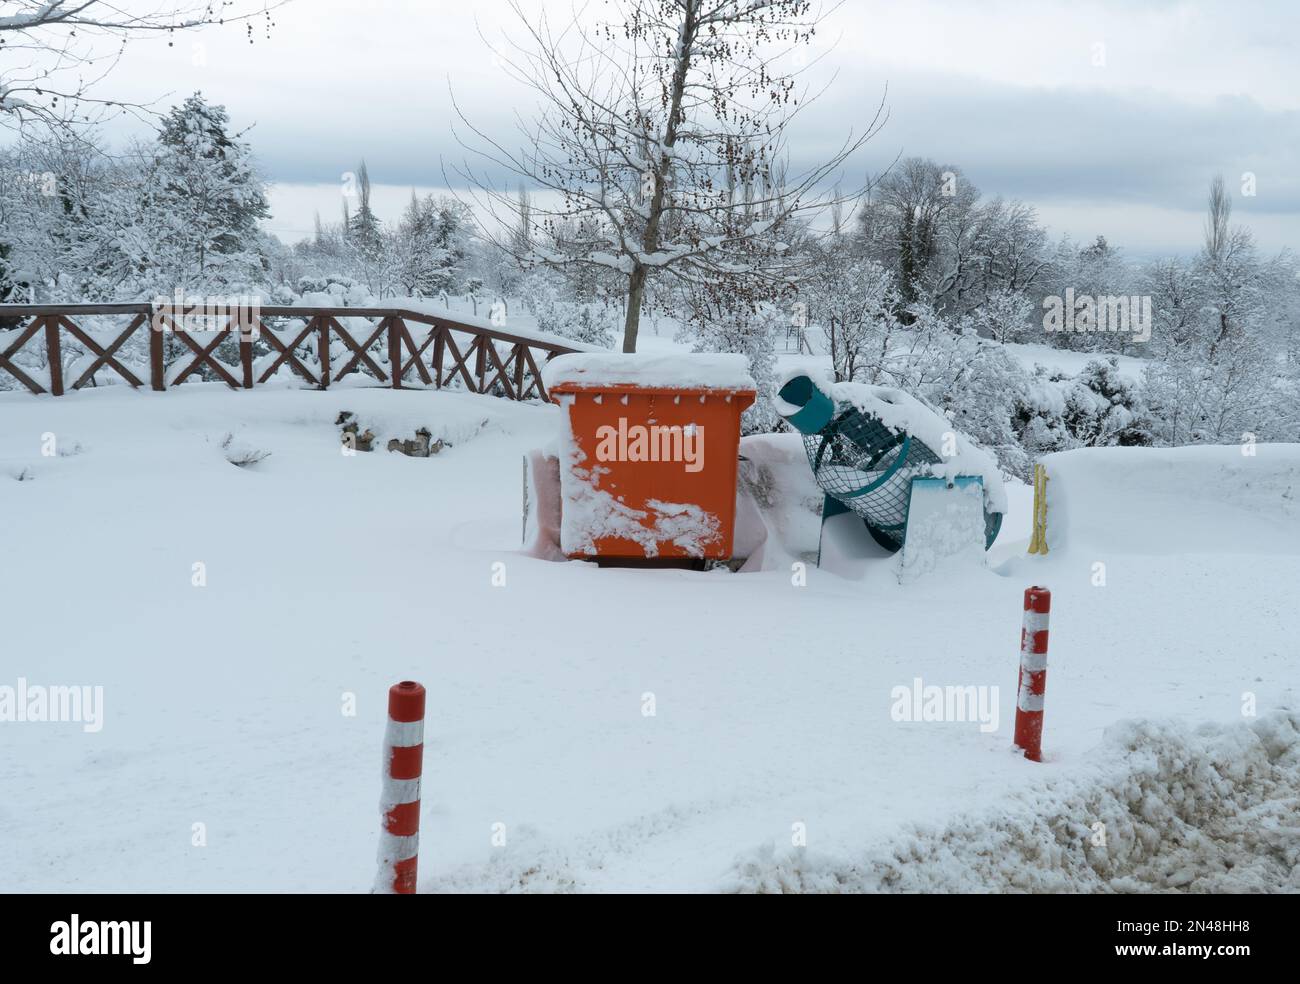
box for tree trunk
[623,265,647,352]
[620,3,696,353]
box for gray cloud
[9,0,1294,252]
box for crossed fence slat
[0,319,48,394]
[257,317,323,387]
[63,314,147,390]
[329,316,390,384]
[0,304,582,400]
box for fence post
[388,317,403,389]
[376,680,425,894]
[318,317,330,389]
[149,311,166,392]
[239,310,255,389]
[431,326,445,389]
[474,336,487,392]
[1014,586,1051,762]
[44,317,64,397]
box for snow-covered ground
[2,383,1296,892]
[1005,341,1150,381]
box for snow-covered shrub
[1012,367,1075,465]
[1064,358,1154,447]
[522,272,615,348]
[1011,359,1153,478]
[851,297,1034,477]
[677,300,781,435]
[218,432,270,468]
[0,240,23,330]
[294,275,374,308]
[809,250,900,383]
[968,287,1035,344]
[926,338,1032,479]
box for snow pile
[522,448,565,561]
[1041,444,1300,556]
[733,433,824,568]
[331,403,496,450]
[543,352,756,392]
[725,710,1300,893]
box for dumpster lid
[544,353,756,393]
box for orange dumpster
[544,354,756,560]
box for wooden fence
[0,304,582,402]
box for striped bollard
[1014,587,1050,762]
[376,680,425,893]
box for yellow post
[1027,463,1049,555]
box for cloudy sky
[33,0,1300,255]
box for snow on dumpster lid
[543,352,756,392]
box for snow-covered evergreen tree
[397,193,473,297]
[345,161,383,263]
[70,93,274,300]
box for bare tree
[0,1,285,131]
[450,0,885,351]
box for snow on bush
[677,301,783,434]
[522,271,616,349]
[217,432,271,468]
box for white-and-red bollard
[376,680,425,893]
[1014,586,1051,762]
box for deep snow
[1,382,1296,892]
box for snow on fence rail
[0,303,587,402]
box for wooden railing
[0,304,582,401]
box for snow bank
[1042,444,1300,556]
[733,433,825,569]
[725,710,1300,893]
[543,352,756,392]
